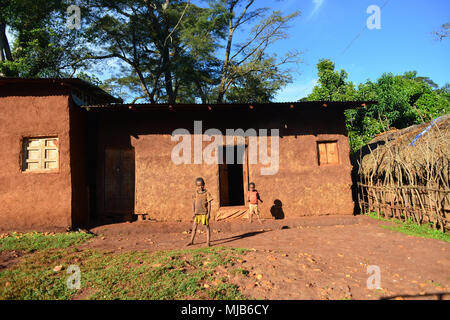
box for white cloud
[310,0,325,17]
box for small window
[22,137,59,172]
[317,141,339,165]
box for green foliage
[215,3,301,103]
[224,53,292,103]
[76,72,104,87]
[365,212,450,242]
[1,0,299,103]
[305,59,450,153]
[230,267,250,277]
[0,232,95,252]
[0,0,87,77]
[78,0,227,103]
[306,59,357,101]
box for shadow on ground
[381,292,450,300]
[211,231,269,246]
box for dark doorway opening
[104,148,135,222]
[219,145,245,207]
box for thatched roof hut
[356,114,449,231]
[359,114,450,188]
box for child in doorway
[187,177,213,247]
[248,182,263,224]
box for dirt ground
[0,250,24,271]
[2,215,449,300]
[80,215,450,300]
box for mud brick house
[0,78,371,230]
[0,78,121,230]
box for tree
[214,0,301,103]
[73,0,227,104]
[223,52,291,103]
[0,1,15,63]
[349,72,449,152]
[2,0,301,104]
[305,59,450,153]
[306,59,356,101]
[0,0,87,77]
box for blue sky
[256,0,450,101]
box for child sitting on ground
[187,177,213,247]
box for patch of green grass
[0,246,250,300]
[207,283,246,300]
[383,223,450,242]
[364,211,395,222]
[374,288,388,295]
[364,212,450,242]
[0,232,95,252]
[426,280,443,288]
[230,268,250,277]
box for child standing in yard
[187,177,213,247]
[248,182,263,224]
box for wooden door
[104,148,135,214]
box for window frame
[317,140,340,166]
[21,136,60,174]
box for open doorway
[219,145,246,207]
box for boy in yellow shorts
[248,182,263,224]
[187,177,213,247]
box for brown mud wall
[95,106,354,222]
[0,88,72,230]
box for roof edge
[82,101,377,111]
[0,77,122,104]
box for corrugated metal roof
[0,77,122,104]
[82,101,376,112]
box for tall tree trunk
[135,67,155,103]
[162,45,175,104]
[0,23,13,62]
[216,9,235,104]
[160,9,175,104]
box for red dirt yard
[77,215,450,300]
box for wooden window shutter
[22,137,59,172]
[318,141,339,165]
[327,142,339,164]
[318,142,328,165]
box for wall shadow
[270,200,285,220]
